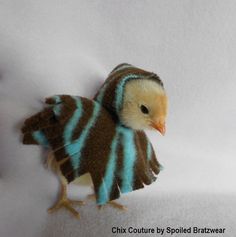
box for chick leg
[48,177,85,219]
[48,178,84,219]
[86,194,127,211]
[46,152,85,218]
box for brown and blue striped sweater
[22,64,162,205]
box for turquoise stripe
[95,83,108,104]
[53,104,62,117]
[53,95,61,104]
[147,141,152,161]
[96,72,138,107]
[97,180,108,205]
[32,131,49,147]
[64,97,83,145]
[115,74,139,112]
[97,131,119,205]
[119,126,137,193]
[66,101,101,171]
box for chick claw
[48,198,85,219]
[48,181,85,219]
[86,194,127,211]
[108,201,128,211]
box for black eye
[140,105,149,114]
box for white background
[0,1,236,236]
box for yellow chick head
[120,79,168,135]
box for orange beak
[151,122,166,135]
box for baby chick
[21,63,168,219]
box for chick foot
[86,194,127,211]
[108,200,128,211]
[48,183,85,219]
